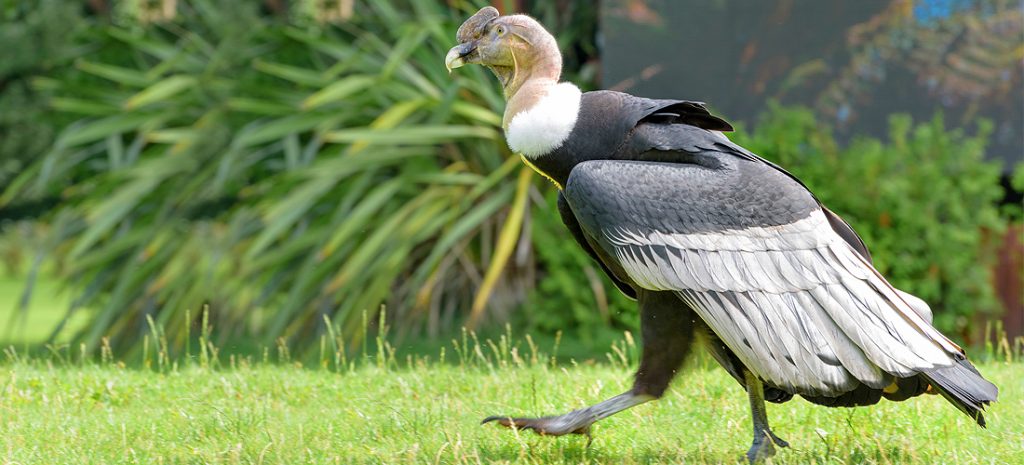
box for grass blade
[124,76,197,109]
[300,75,375,110]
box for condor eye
[495,26,505,35]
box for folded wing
[564,157,964,397]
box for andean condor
[445,7,997,462]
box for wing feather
[565,159,963,396]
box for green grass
[0,273,87,346]
[1,275,1019,464]
[0,341,1020,464]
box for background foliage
[0,0,1015,356]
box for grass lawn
[0,349,1019,464]
[0,273,86,346]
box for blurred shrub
[3,0,528,353]
[0,1,85,193]
[1,0,607,355]
[1008,163,1024,221]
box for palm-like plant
[5,0,586,354]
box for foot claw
[482,415,543,432]
[769,432,789,448]
[480,416,508,426]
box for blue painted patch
[913,0,976,25]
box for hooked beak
[445,42,477,73]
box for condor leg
[743,369,789,463]
[483,291,696,439]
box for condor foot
[481,412,593,440]
[481,392,652,445]
[745,430,789,463]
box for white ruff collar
[505,82,582,159]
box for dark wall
[600,0,1023,169]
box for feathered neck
[503,79,581,159]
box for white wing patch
[609,213,834,254]
[605,209,962,395]
[506,82,582,159]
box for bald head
[445,7,562,98]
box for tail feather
[922,357,998,427]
